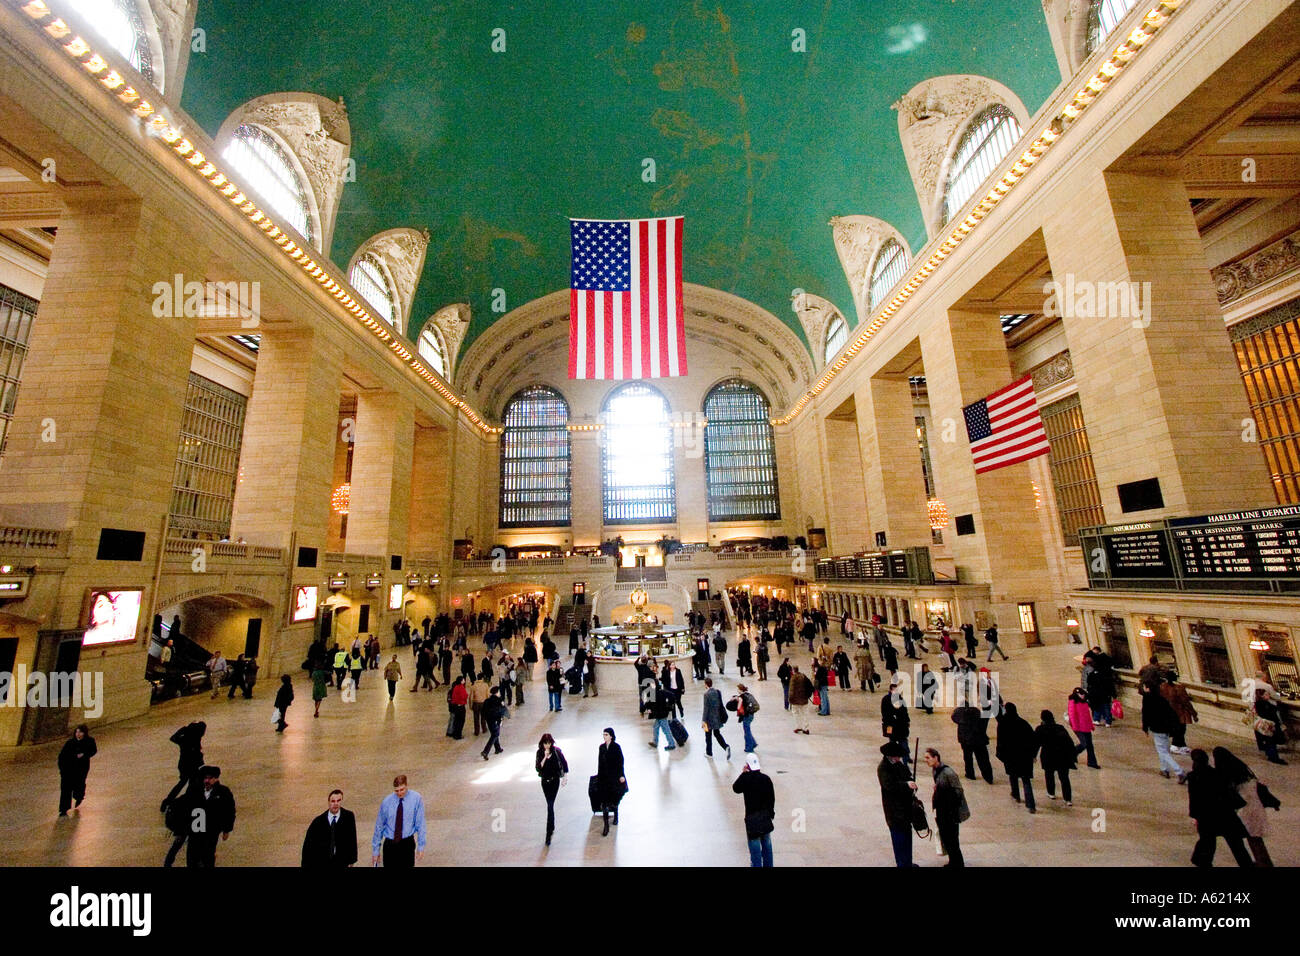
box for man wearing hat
[732,753,776,867]
[877,742,917,867]
[186,765,236,868]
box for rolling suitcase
[668,718,689,746]
[588,775,602,813]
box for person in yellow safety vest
[333,647,348,688]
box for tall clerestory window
[602,383,675,524]
[1086,0,1140,55]
[868,239,908,312]
[703,380,780,522]
[500,385,571,528]
[66,0,155,87]
[222,124,314,245]
[350,254,396,330]
[824,316,848,365]
[942,105,1022,226]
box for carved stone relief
[221,93,352,254]
[353,228,429,332]
[828,215,910,322]
[1212,229,1300,307]
[1029,350,1074,394]
[893,75,1029,237]
[791,291,846,372]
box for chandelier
[927,499,948,531]
[331,483,350,515]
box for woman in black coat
[596,727,626,836]
[995,702,1037,812]
[1187,749,1253,867]
[273,674,294,733]
[881,683,910,756]
[1033,710,1078,805]
[57,724,97,815]
[535,733,568,846]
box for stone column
[231,326,343,555]
[822,414,871,554]
[347,390,415,561]
[919,308,1060,645]
[854,376,932,549]
[408,422,450,560]
[1041,168,1272,517]
[569,428,602,547]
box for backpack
[714,636,726,652]
[742,692,759,714]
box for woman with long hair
[1213,746,1276,866]
[596,727,626,836]
[535,733,568,846]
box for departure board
[1170,507,1300,577]
[815,548,934,585]
[1081,506,1300,590]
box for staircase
[552,602,593,636]
[691,598,729,628]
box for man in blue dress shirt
[371,775,425,867]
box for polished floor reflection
[0,638,1294,866]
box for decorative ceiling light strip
[12,0,500,435]
[773,0,1186,426]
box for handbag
[1253,717,1277,738]
[270,707,281,726]
[812,689,821,707]
[1257,781,1282,811]
[1110,699,1124,720]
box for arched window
[602,383,675,524]
[500,385,571,528]
[704,380,780,522]
[1086,0,1140,55]
[350,254,395,328]
[222,124,314,244]
[824,316,848,364]
[942,105,1022,225]
[418,327,448,378]
[868,239,908,312]
[66,0,155,86]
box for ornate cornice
[1213,228,1300,308]
[1029,349,1074,393]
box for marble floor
[1,637,1295,867]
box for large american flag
[962,374,1051,474]
[569,216,687,379]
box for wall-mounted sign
[292,585,318,622]
[407,574,422,588]
[328,575,348,590]
[82,588,143,646]
[0,575,30,599]
[364,574,382,589]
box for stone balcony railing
[669,548,819,565]
[452,555,615,573]
[163,538,284,563]
[0,524,68,555]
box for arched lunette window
[66,0,155,86]
[824,316,848,365]
[500,385,571,528]
[222,124,314,244]
[350,254,396,328]
[942,105,1022,226]
[868,239,908,312]
[418,327,448,378]
[1086,0,1140,56]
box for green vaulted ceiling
[181,0,1061,357]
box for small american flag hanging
[569,216,687,379]
[962,374,1051,474]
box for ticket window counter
[1097,614,1134,670]
[1137,617,1179,677]
[1248,627,1300,702]
[925,600,952,631]
[1185,619,1235,690]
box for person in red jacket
[447,677,469,739]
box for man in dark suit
[186,765,236,867]
[302,789,358,867]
